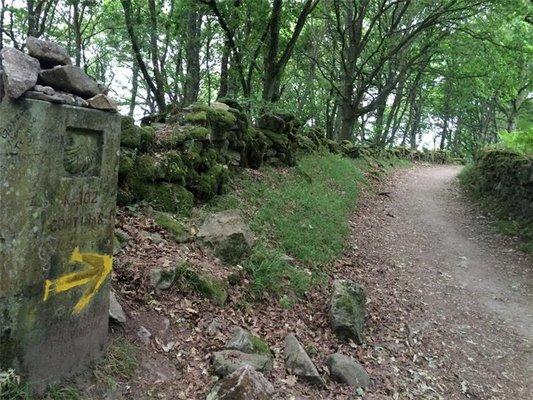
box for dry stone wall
[117,100,455,214]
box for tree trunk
[339,100,356,141]
[129,61,139,117]
[72,1,82,67]
[217,40,230,99]
[409,98,422,149]
[183,8,201,106]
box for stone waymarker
[0,98,120,392]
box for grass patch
[94,338,139,384]
[204,152,380,299]
[244,242,313,298]
[0,369,27,400]
[0,369,87,400]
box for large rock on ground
[109,291,127,324]
[330,279,366,344]
[225,328,271,355]
[212,350,272,377]
[39,65,103,98]
[327,353,369,388]
[26,36,71,67]
[206,365,274,400]
[197,210,255,265]
[284,334,324,386]
[0,47,40,98]
[149,267,176,290]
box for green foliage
[498,129,533,155]
[0,369,87,400]
[0,369,27,400]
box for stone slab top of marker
[0,36,117,112]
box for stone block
[0,99,120,393]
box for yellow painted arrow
[43,247,113,315]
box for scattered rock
[115,228,131,245]
[197,210,255,265]
[24,90,66,104]
[26,36,71,67]
[0,47,40,99]
[327,353,369,388]
[149,267,176,290]
[109,291,126,324]
[145,231,164,244]
[87,93,118,112]
[206,365,274,400]
[330,279,366,344]
[210,101,231,111]
[39,65,103,99]
[137,326,152,345]
[226,328,271,355]
[284,334,324,386]
[34,84,55,95]
[207,318,224,336]
[212,350,272,377]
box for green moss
[130,181,194,215]
[249,335,271,355]
[160,126,188,149]
[135,154,164,182]
[214,233,250,265]
[118,149,136,178]
[162,151,187,185]
[120,126,142,149]
[188,164,229,201]
[207,108,237,131]
[185,125,211,140]
[184,111,208,124]
[139,126,156,151]
[153,212,191,241]
[175,264,228,306]
[216,98,243,111]
[121,116,135,130]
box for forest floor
[79,164,531,400]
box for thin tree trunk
[129,62,139,117]
[217,40,230,99]
[183,8,201,106]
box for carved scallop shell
[64,134,100,176]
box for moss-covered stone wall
[461,149,533,222]
[117,99,456,214]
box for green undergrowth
[203,152,405,299]
[0,369,87,400]
[459,164,533,254]
[95,338,139,383]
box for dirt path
[354,165,532,399]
